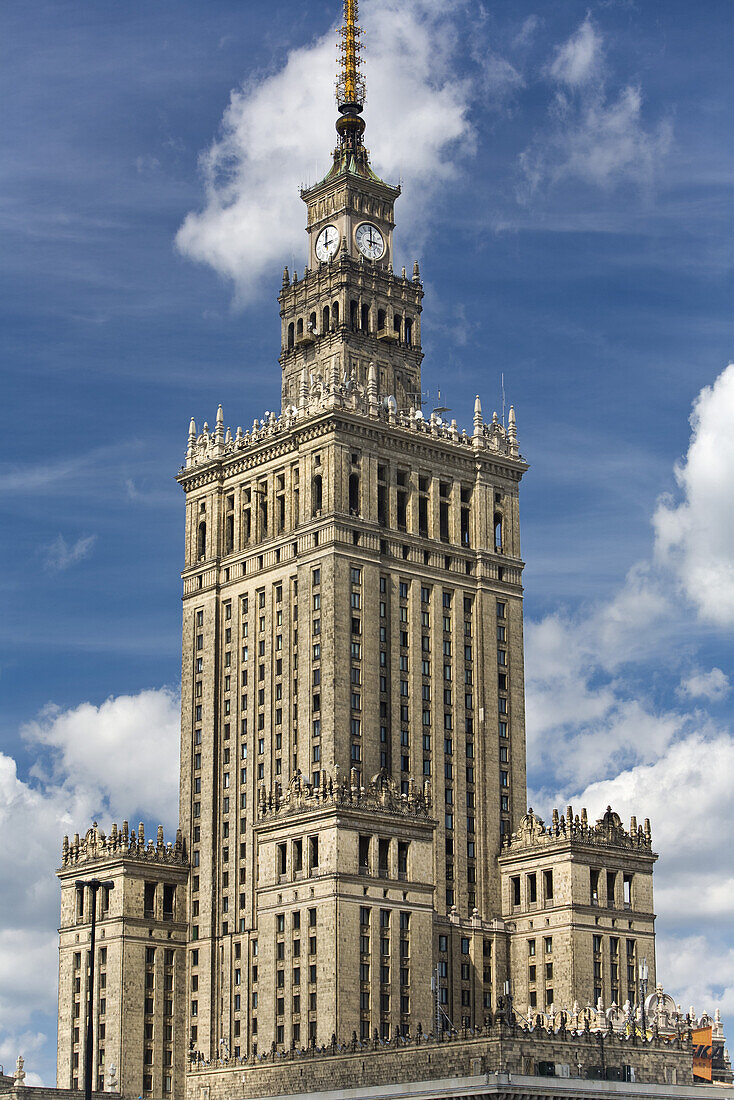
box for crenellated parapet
[503,805,653,853]
[181,377,522,474]
[257,767,431,822]
[60,820,187,868]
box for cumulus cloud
[520,16,671,195]
[0,687,179,1072]
[559,732,734,1013]
[42,534,96,572]
[525,562,681,790]
[527,360,734,793]
[0,1027,48,1088]
[654,363,734,626]
[658,935,734,1018]
[526,362,734,1018]
[23,689,181,823]
[176,0,475,303]
[677,667,730,703]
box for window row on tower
[188,458,511,567]
[284,302,416,351]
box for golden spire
[335,0,366,146]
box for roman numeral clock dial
[355,221,385,260]
[315,224,339,261]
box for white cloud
[654,363,734,626]
[0,932,58,1029]
[678,667,730,703]
[477,53,524,103]
[549,16,603,86]
[23,689,181,823]
[527,361,734,795]
[520,17,671,195]
[513,15,540,49]
[0,687,180,1070]
[0,1028,49,1088]
[525,365,734,1018]
[42,533,96,572]
[658,935,734,1018]
[176,0,475,304]
[539,730,734,1014]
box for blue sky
[1,0,733,1082]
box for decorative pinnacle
[336,0,366,145]
[473,395,483,436]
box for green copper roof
[314,145,392,190]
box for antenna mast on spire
[335,0,366,147]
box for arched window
[377,308,386,332]
[309,311,317,334]
[361,303,369,332]
[393,314,402,340]
[322,305,330,333]
[287,322,294,350]
[494,513,503,552]
[332,300,339,326]
[405,317,413,346]
[349,473,360,515]
[296,318,304,338]
[312,474,323,515]
[197,521,206,561]
[350,300,358,330]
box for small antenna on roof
[501,373,506,427]
[432,388,450,417]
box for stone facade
[499,807,657,1019]
[184,1022,697,1099]
[177,368,528,1058]
[56,824,188,1100]
[52,3,729,1098]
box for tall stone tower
[54,4,668,1092]
[176,0,528,1059]
[56,824,189,1100]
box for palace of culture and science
[51,4,730,1099]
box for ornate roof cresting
[503,804,653,852]
[257,767,432,822]
[182,373,522,474]
[60,821,187,868]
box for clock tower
[279,0,423,413]
[176,0,527,1064]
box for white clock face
[355,222,385,260]
[315,224,339,262]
